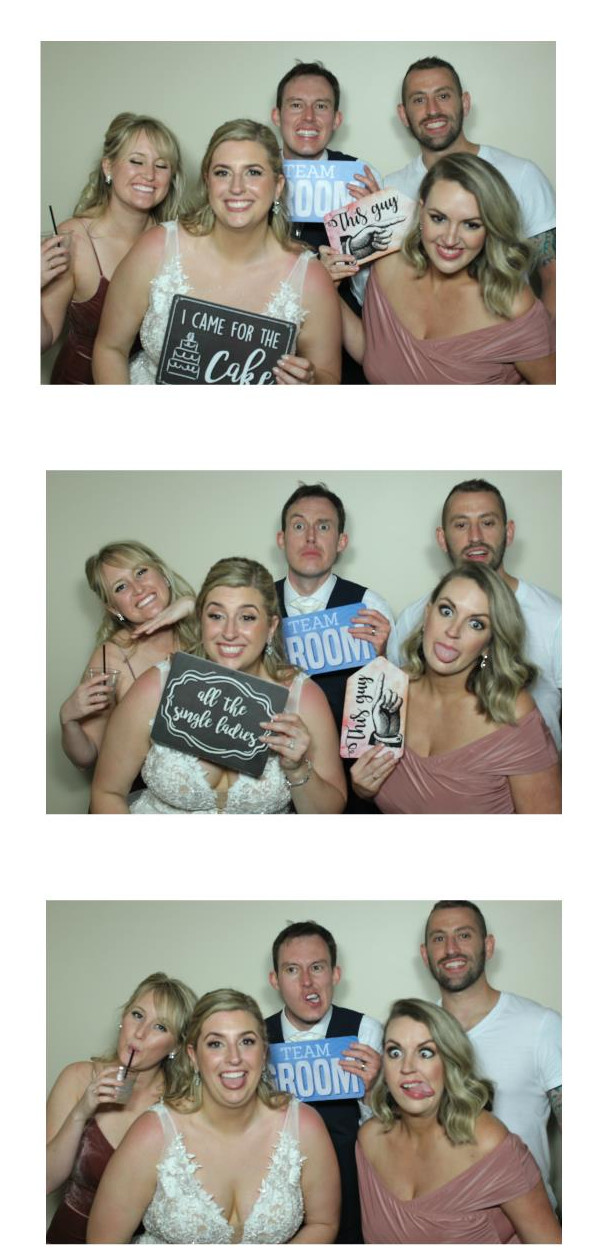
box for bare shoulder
[515,688,537,720]
[473,1110,509,1155]
[121,1106,165,1152]
[50,1059,94,1099]
[303,251,339,300]
[509,283,536,319]
[297,1100,328,1140]
[120,664,162,706]
[358,1116,386,1152]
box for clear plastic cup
[114,1065,135,1103]
[86,668,120,706]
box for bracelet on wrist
[287,758,313,788]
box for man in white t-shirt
[395,477,561,748]
[421,900,561,1207]
[352,55,555,315]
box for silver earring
[105,174,112,185]
[113,611,125,623]
[192,1068,201,1087]
[168,1051,176,1060]
[480,653,488,670]
[265,640,274,656]
[271,198,281,217]
[119,1023,122,1029]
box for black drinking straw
[49,205,58,234]
[124,1048,135,1075]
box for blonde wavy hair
[92,971,198,1103]
[74,112,184,222]
[194,556,296,684]
[403,563,537,724]
[85,540,198,653]
[370,998,493,1144]
[180,119,296,250]
[170,988,289,1113]
[402,153,535,319]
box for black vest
[266,1004,364,1243]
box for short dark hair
[425,901,488,943]
[401,56,463,107]
[272,920,337,971]
[441,479,508,529]
[276,61,341,112]
[280,482,346,533]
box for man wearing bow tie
[266,920,383,1243]
[275,483,398,812]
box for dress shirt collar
[284,573,337,615]
[280,1005,334,1041]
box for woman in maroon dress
[357,998,561,1243]
[46,971,197,1243]
[41,112,184,383]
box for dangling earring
[192,1068,201,1087]
[264,639,274,656]
[105,173,112,185]
[480,653,488,670]
[113,611,125,623]
[271,198,281,216]
[167,1051,176,1060]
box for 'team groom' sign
[268,1036,365,1102]
[281,603,376,676]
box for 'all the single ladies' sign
[151,653,288,776]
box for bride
[93,119,341,384]
[87,989,340,1243]
[90,557,346,814]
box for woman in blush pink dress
[321,153,555,384]
[46,972,197,1243]
[350,563,560,814]
[357,999,561,1244]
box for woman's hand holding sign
[350,744,397,800]
[273,354,315,384]
[319,245,360,285]
[260,711,311,771]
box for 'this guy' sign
[281,603,376,676]
[268,1036,365,1102]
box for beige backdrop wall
[47,469,561,814]
[46,899,561,1223]
[41,40,555,381]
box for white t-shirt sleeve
[537,1008,562,1094]
[357,1014,384,1124]
[364,589,400,667]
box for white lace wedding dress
[129,221,313,384]
[135,1099,305,1244]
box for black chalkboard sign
[155,296,297,385]
[150,653,289,776]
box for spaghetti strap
[82,223,105,277]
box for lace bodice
[130,666,307,814]
[136,1100,305,1244]
[130,221,312,384]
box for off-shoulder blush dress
[375,708,558,814]
[356,1131,542,1243]
[362,267,554,384]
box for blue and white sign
[282,603,376,675]
[268,1036,365,1102]
[284,160,366,223]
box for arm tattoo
[548,1084,562,1129]
[534,227,556,267]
